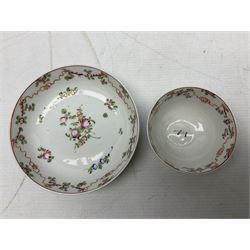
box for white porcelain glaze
[147,87,237,174]
[10,65,139,193]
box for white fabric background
[0,32,249,218]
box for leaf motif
[61,108,67,114]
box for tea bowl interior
[147,87,237,174]
[10,65,139,193]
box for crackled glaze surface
[147,87,237,174]
[10,65,139,193]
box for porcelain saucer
[10,65,139,193]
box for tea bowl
[10,65,139,193]
[147,87,237,174]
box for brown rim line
[147,86,237,175]
[10,65,140,194]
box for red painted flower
[37,147,54,162]
[43,150,52,160]
[104,99,117,110]
[60,116,68,125]
[71,128,80,138]
[200,96,210,103]
[81,118,90,128]
[106,99,113,109]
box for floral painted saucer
[10,65,139,193]
[147,87,237,174]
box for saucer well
[10,65,139,193]
[147,87,237,174]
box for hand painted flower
[60,116,68,125]
[199,96,210,104]
[37,147,54,162]
[107,99,113,109]
[71,128,80,138]
[81,118,90,128]
[92,164,98,170]
[19,117,25,124]
[59,105,100,149]
[43,150,52,160]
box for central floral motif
[59,105,100,149]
